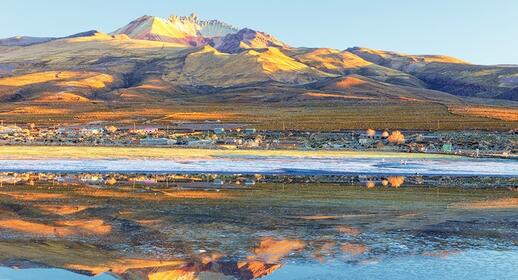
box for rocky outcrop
[216,28,289,53]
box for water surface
[0,174,516,279]
[0,156,517,176]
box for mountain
[346,47,468,69]
[0,36,55,46]
[0,13,516,129]
[111,13,237,46]
[167,45,330,87]
[349,47,518,100]
[289,48,426,88]
[0,30,108,47]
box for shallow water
[267,250,518,280]
[0,156,517,176]
[2,249,517,280]
[0,173,516,279]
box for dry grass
[449,105,518,121]
[55,219,112,235]
[57,73,114,89]
[162,111,239,121]
[450,198,518,209]
[34,92,91,103]
[0,105,72,116]
[0,71,114,94]
[304,92,376,100]
[0,71,83,87]
[0,219,75,236]
[71,188,233,201]
[0,218,111,236]
[0,192,68,201]
[0,101,516,130]
[34,204,90,215]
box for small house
[244,128,257,135]
[358,138,374,146]
[0,125,23,135]
[187,139,213,147]
[214,128,225,135]
[244,179,256,187]
[442,142,453,153]
[140,138,172,146]
[213,179,224,186]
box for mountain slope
[349,47,518,100]
[0,36,56,47]
[347,47,468,69]
[166,46,332,87]
[289,48,426,88]
[0,31,113,47]
[216,28,289,53]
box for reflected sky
[0,268,115,280]
[266,250,518,280]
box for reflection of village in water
[0,172,516,279]
[2,172,518,189]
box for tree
[388,131,405,144]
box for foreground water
[0,156,517,176]
[0,172,516,279]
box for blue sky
[1,0,517,65]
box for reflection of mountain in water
[1,256,282,280]
[0,176,516,279]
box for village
[0,121,517,158]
